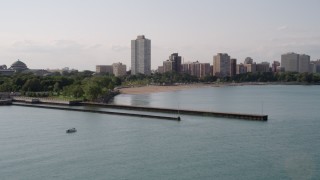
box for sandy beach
[118,84,212,94]
[118,82,276,95]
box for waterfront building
[272,61,280,72]
[157,66,164,73]
[200,63,211,78]
[281,52,299,72]
[316,60,320,73]
[131,35,151,75]
[298,54,310,73]
[244,63,256,73]
[281,52,311,73]
[213,53,231,77]
[310,60,320,73]
[189,61,201,78]
[163,60,173,73]
[163,53,182,73]
[309,63,316,73]
[112,62,127,77]
[181,61,210,78]
[96,65,113,74]
[181,63,190,74]
[236,63,247,74]
[256,62,270,73]
[244,57,253,65]
[243,57,256,73]
[230,59,237,77]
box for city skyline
[0,0,320,71]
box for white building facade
[131,35,151,75]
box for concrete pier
[10,98,268,121]
[0,99,12,105]
[82,103,268,121]
[12,103,181,121]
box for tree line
[124,71,320,84]
[0,71,121,101]
[0,71,319,101]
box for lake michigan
[0,85,319,180]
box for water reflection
[112,94,151,107]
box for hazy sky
[1,0,319,70]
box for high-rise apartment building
[272,61,280,72]
[112,62,127,77]
[213,53,231,77]
[244,57,253,65]
[131,35,151,75]
[281,53,311,73]
[181,61,210,78]
[244,63,256,73]
[313,60,320,73]
[281,53,299,72]
[189,61,201,78]
[230,58,237,77]
[243,57,256,73]
[200,63,211,78]
[163,53,182,73]
[298,54,310,73]
[236,63,246,74]
[256,62,270,73]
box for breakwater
[12,97,81,105]
[83,103,268,121]
[12,103,181,121]
[0,99,12,105]
[10,97,268,121]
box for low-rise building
[96,65,113,74]
[157,66,164,73]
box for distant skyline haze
[0,0,319,70]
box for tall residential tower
[163,53,182,73]
[281,52,310,73]
[131,35,151,75]
[213,53,231,77]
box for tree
[22,78,41,92]
[83,81,102,100]
[53,82,60,92]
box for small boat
[66,128,77,133]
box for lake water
[0,85,319,180]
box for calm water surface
[0,85,319,180]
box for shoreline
[118,83,212,95]
[118,82,319,95]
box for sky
[0,0,320,71]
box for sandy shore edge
[118,84,213,95]
[118,82,316,95]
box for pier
[12,103,181,121]
[81,103,268,121]
[10,97,268,121]
[82,103,268,121]
[0,99,12,105]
